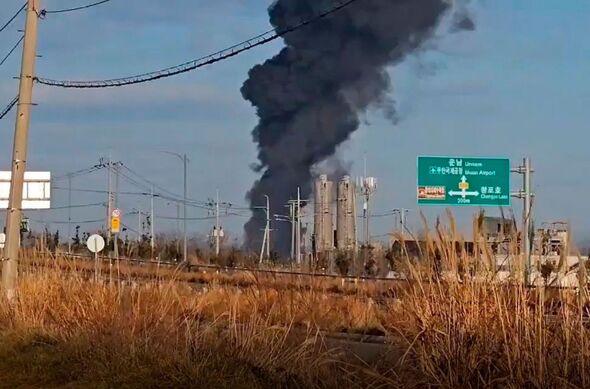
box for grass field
[2,219,590,388]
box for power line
[35,0,360,88]
[50,185,212,211]
[29,217,104,225]
[52,164,105,181]
[52,186,154,196]
[41,0,113,15]
[156,215,216,221]
[28,202,105,212]
[0,95,18,120]
[0,35,24,67]
[120,164,208,207]
[115,167,211,211]
[0,3,26,34]
[118,164,230,210]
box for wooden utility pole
[2,0,40,299]
[215,190,220,256]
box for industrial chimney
[337,176,356,252]
[314,175,334,255]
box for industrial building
[313,175,335,254]
[313,174,359,261]
[336,176,357,252]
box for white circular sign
[0,233,5,249]
[111,209,121,218]
[87,234,105,253]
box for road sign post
[417,156,511,207]
[87,234,105,282]
[511,158,534,285]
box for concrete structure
[314,175,334,254]
[535,222,569,256]
[336,176,356,251]
[481,216,515,255]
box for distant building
[336,176,356,252]
[313,175,334,254]
[480,216,515,255]
[535,222,569,255]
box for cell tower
[359,176,377,246]
[337,176,357,252]
[314,175,334,255]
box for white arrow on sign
[448,175,480,199]
[449,190,480,198]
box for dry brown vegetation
[3,215,590,388]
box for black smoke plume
[242,0,468,254]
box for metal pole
[183,154,188,263]
[113,164,119,261]
[137,209,141,243]
[106,157,112,248]
[365,192,370,246]
[176,203,180,252]
[259,221,266,263]
[67,174,72,253]
[296,187,301,265]
[265,195,270,258]
[2,0,40,298]
[289,201,295,260]
[523,157,532,285]
[150,185,155,259]
[215,190,220,256]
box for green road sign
[417,156,511,206]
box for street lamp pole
[160,151,189,263]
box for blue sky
[1,0,589,246]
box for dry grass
[0,271,395,388]
[4,214,590,388]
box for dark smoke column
[242,0,454,255]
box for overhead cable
[42,0,113,15]
[0,3,26,34]
[0,95,18,120]
[24,202,105,211]
[35,0,360,88]
[30,217,104,225]
[52,164,105,181]
[0,35,24,67]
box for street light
[159,151,189,263]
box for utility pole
[265,195,270,258]
[160,151,189,263]
[512,157,534,285]
[137,208,142,243]
[523,158,533,284]
[183,154,188,263]
[150,185,155,260]
[296,187,301,265]
[106,157,112,248]
[259,195,270,263]
[215,190,220,256]
[175,203,180,256]
[2,0,40,298]
[113,163,119,260]
[393,208,410,238]
[289,202,295,261]
[67,173,72,253]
